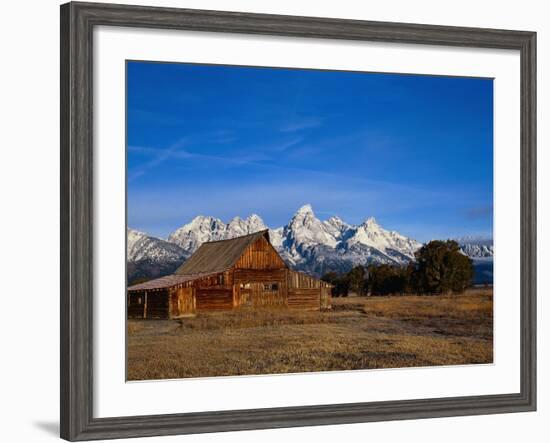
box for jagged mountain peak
[182,215,225,233]
[288,205,319,227]
[285,204,338,248]
[126,228,190,283]
[455,235,493,246]
[326,215,344,224]
[455,236,494,258]
[289,206,318,224]
[295,203,314,215]
[190,215,216,223]
[244,213,266,230]
[168,213,267,252]
[324,215,350,234]
[129,205,491,281]
[226,213,267,237]
[363,216,378,227]
[163,205,425,274]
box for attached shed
[127,230,332,319]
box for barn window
[240,283,251,289]
[137,297,142,305]
[218,274,224,285]
[263,283,279,291]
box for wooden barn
[127,230,332,319]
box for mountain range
[127,204,493,283]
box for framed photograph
[60,1,536,440]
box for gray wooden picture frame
[60,1,537,441]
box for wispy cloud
[129,136,445,203]
[128,138,189,182]
[127,62,493,240]
[259,137,304,153]
[280,117,322,133]
[129,145,263,172]
[128,141,274,181]
[128,133,306,182]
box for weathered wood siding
[249,282,287,307]
[288,270,321,289]
[286,270,333,310]
[234,237,286,270]
[320,286,332,310]
[170,287,196,317]
[196,288,233,311]
[233,267,287,308]
[287,288,320,309]
[233,268,286,283]
[195,273,226,288]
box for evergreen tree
[367,264,409,295]
[348,265,367,296]
[321,272,338,285]
[413,240,473,294]
[321,271,350,297]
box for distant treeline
[322,240,474,296]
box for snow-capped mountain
[129,205,424,280]
[456,236,494,258]
[167,214,267,252]
[127,229,190,283]
[128,205,494,281]
[452,236,494,285]
[275,206,423,275]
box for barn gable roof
[175,229,278,275]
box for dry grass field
[127,288,493,380]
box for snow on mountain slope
[128,205,493,280]
[323,215,351,238]
[453,236,494,284]
[347,217,422,258]
[132,205,425,278]
[285,204,338,248]
[269,226,284,250]
[127,229,190,283]
[128,228,188,262]
[167,214,267,252]
[455,236,494,258]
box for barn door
[176,287,195,316]
[239,282,252,307]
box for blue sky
[127,61,493,242]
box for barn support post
[168,288,174,319]
[143,290,148,319]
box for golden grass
[127,288,493,381]
[178,307,333,331]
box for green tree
[321,272,338,285]
[348,265,367,296]
[334,276,351,297]
[321,271,350,297]
[413,240,473,294]
[366,264,409,295]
